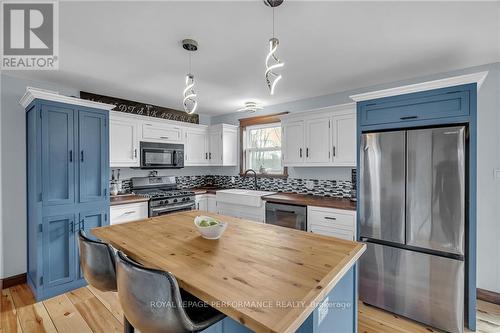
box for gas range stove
[131,176,196,217]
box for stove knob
[173,199,178,203]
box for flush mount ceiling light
[237,101,264,113]
[182,39,198,114]
[264,0,284,95]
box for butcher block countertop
[110,194,149,206]
[262,193,357,211]
[92,210,365,333]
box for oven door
[150,202,195,217]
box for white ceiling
[8,1,500,115]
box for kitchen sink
[216,189,276,207]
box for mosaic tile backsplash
[116,175,354,198]
[176,175,353,198]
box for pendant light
[182,39,198,114]
[264,0,284,95]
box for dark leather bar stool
[115,250,226,333]
[78,230,117,292]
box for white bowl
[194,216,228,240]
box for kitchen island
[92,211,365,333]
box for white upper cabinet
[283,120,305,165]
[108,111,238,167]
[208,124,238,166]
[208,131,221,163]
[305,117,331,165]
[142,122,182,143]
[281,103,356,167]
[332,113,357,166]
[185,127,210,166]
[110,113,140,167]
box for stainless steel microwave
[140,142,184,169]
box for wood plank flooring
[1,283,499,333]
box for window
[239,112,288,177]
[245,123,282,174]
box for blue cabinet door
[78,110,108,203]
[41,105,75,206]
[42,214,76,289]
[77,209,108,280]
[359,87,470,127]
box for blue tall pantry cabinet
[22,88,114,301]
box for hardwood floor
[1,284,499,333]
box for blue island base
[202,266,357,333]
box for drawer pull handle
[123,211,136,215]
[324,217,337,220]
[160,136,169,139]
[400,116,418,120]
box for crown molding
[349,71,489,102]
[20,87,115,110]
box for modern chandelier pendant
[264,0,284,95]
[182,39,198,114]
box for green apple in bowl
[194,216,228,239]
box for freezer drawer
[359,242,464,333]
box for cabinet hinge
[39,276,43,285]
[39,224,43,232]
[105,214,108,221]
[39,193,42,202]
[104,188,107,196]
[329,120,331,128]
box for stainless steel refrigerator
[359,126,466,333]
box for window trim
[239,112,289,178]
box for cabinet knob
[134,148,137,158]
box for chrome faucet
[242,169,258,190]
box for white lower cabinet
[110,202,148,225]
[207,195,217,212]
[195,194,216,213]
[307,206,356,241]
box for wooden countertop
[92,211,365,333]
[262,193,357,211]
[110,194,149,206]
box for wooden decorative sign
[80,91,199,124]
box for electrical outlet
[231,176,235,184]
[305,180,315,190]
[318,296,329,326]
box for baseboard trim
[1,273,27,289]
[477,288,500,305]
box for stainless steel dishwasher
[265,202,307,231]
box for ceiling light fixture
[264,0,284,95]
[237,101,264,113]
[182,39,198,114]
